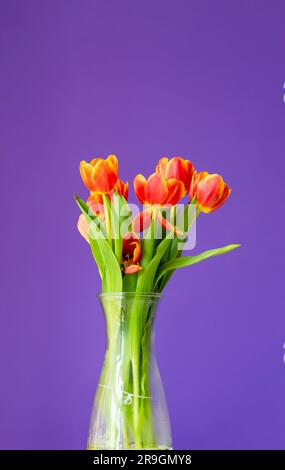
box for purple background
[0,0,284,450]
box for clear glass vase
[87,293,172,450]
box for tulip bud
[190,171,231,213]
[122,232,142,274]
[113,178,129,200]
[79,154,118,194]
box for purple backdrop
[0,0,284,450]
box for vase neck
[98,293,161,351]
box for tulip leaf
[155,244,240,290]
[75,194,122,292]
[75,195,105,278]
[157,238,181,292]
[157,197,198,291]
[102,193,112,245]
[140,217,155,269]
[137,232,173,293]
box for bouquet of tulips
[76,155,238,292]
[75,154,239,449]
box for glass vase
[87,293,172,450]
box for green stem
[140,215,155,268]
[102,194,112,246]
[94,298,158,449]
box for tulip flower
[190,171,231,213]
[133,173,184,206]
[80,155,118,194]
[133,171,185,235]
[114,178,129,200]
[122,232,142,274]
[156,157,194,195]
[87,177,128,207]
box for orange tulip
[133,173,184,206]
[87,177,128,206]
[114,178,129,200]
[156,156,194,195]
[80,154,118,194]
[190,171,231,213]
[122,232,142,274]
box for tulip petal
[132,209,152,233]
[133,174,147,204]
[123,181,129,200]
[114,179,129,200]
[197,174,224,210]
[77,214,90,243]
[80,161,95,191]
[164,157,193,194]
[157,212,184,236]
[90,157,102,167]
[205,183,231,213]
[190,171,208,200]
[133,242,142,264]
[107,154,118,173]
[91,160,118,193]
[165,179,184,205]
[123,264,143,274]
[145,173,168,205]
[156,157,169,176]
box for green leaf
[155,244,240,288]
[157,200,197,291]
[157,237,180,292]
[102,193,112,244]
[75,194,122,292]
[137,233,173,293]
[176,195,197,236]
[140,217,155,269]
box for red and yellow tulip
[122,232,142,274]
[114,178,129,200]
[156,157,194,195]
[190,171,231,213]
[87,177,128,209]
[133,173,184,206]
[80,154,118,194]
